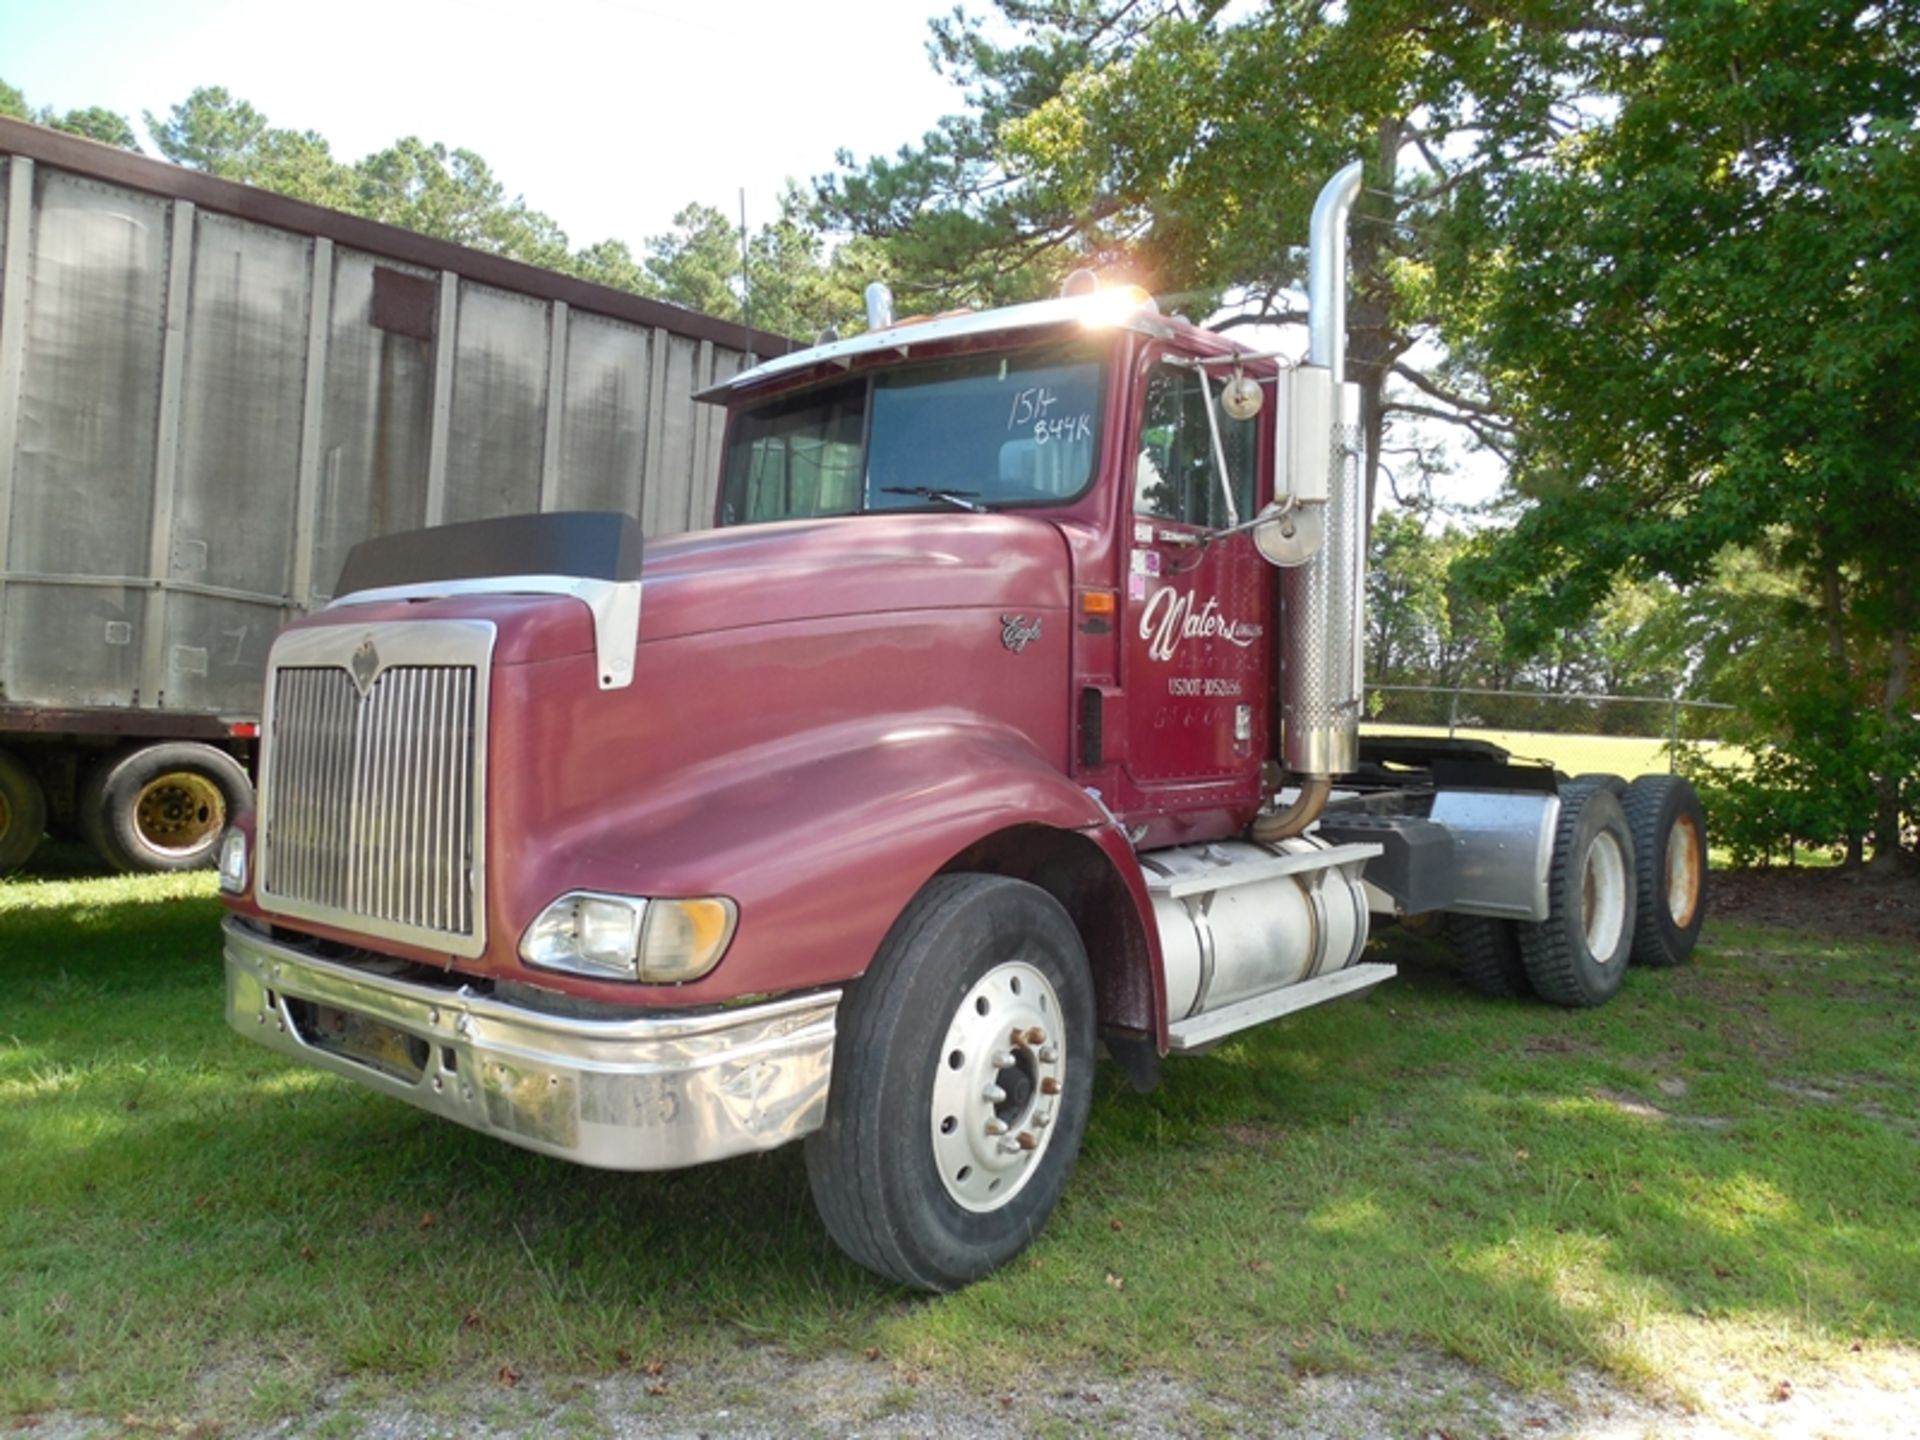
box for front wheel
[805,873,1096,1291]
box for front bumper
[223,918,840,1171]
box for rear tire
[80,743,252,873]
[1622,775,1708,967]
[1519,785,1636,1008]
[805,874,1096,1291]
[0,748,48,874]
[1447,914,1531,999]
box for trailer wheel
[81,743,253,873]
[0,748,48,874]
[804,873,1095,1291]
[1447,914,1531,999]
[1622,775,1708,967]
[1518,785,1636,1008]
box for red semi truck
[219,166,1710,1289]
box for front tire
[80,743,253,873]
[805,873,1096,1291]
[1519,785,1637,1008]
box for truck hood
[285,513,1070,671]
[633,513,1071,644]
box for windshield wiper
[880,486,986,513]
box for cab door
[1119,352,1272,830]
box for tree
[355,138,569,268]
[44,106,140,150]
[816,2,1625,522]
[146,87,269,172]
[1443,0,1920,867]
[642,203,744,320]
[136,86,861,340]
[1,76,140,151]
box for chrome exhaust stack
[1279,161,1366,783]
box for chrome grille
[262,663,479,941]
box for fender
[491,713,1138,1008]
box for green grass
[3,849,1917,1431]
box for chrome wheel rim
[930,960,1066,1213]
[1581,831,1628,962]
[1667,813,1703,928]
[133,773,225,856]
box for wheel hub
[1581,831,1628,962]
[1666,814,1703,927]
[133,773,225,856]
[931,960,1066,1213]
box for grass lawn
[3,846,1916,1432]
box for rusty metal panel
[308,248,436,602]
[645,332,703,537]
[161,591,286,714]
[372,266,435,340]
[4,171,169,708]
[6,582,146,707]
[8,169,167,581]
[442,282,548,526]
[556,311,651,515]
[170,210,311,602]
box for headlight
[519,892,736,984]
[218,829,249,895]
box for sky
[0,0,964,249]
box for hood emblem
[1000,615,1043,654]
[349,636,381,696]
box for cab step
[1164,961,1398,1052]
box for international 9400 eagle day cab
[220,166,1712,1290]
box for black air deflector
[335,512,644,597]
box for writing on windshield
[719,346,1103,526]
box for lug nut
[998,1139,1022,1155]
[985,1118,1008,1136]
[982,1083,1007,1104]
[1016,1132,1038,1151]
[1033,1113,1051,1129]
[992,1050,1015,1069]
[1024,1027,1045,1046]
[1040,1077,1061,1096]
[1038,1045,1058,1064]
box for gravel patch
[18,1346,1920,1439]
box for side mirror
[1252,503,1325,568]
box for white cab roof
[705,293,1179,399]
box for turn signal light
[520,892,738,984]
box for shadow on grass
[3,880,1917,1423]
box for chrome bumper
[223,918,840,1171]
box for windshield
[718,345,1104,526]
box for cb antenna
[738,187,752,343]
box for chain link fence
[1365,684,1738,779]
